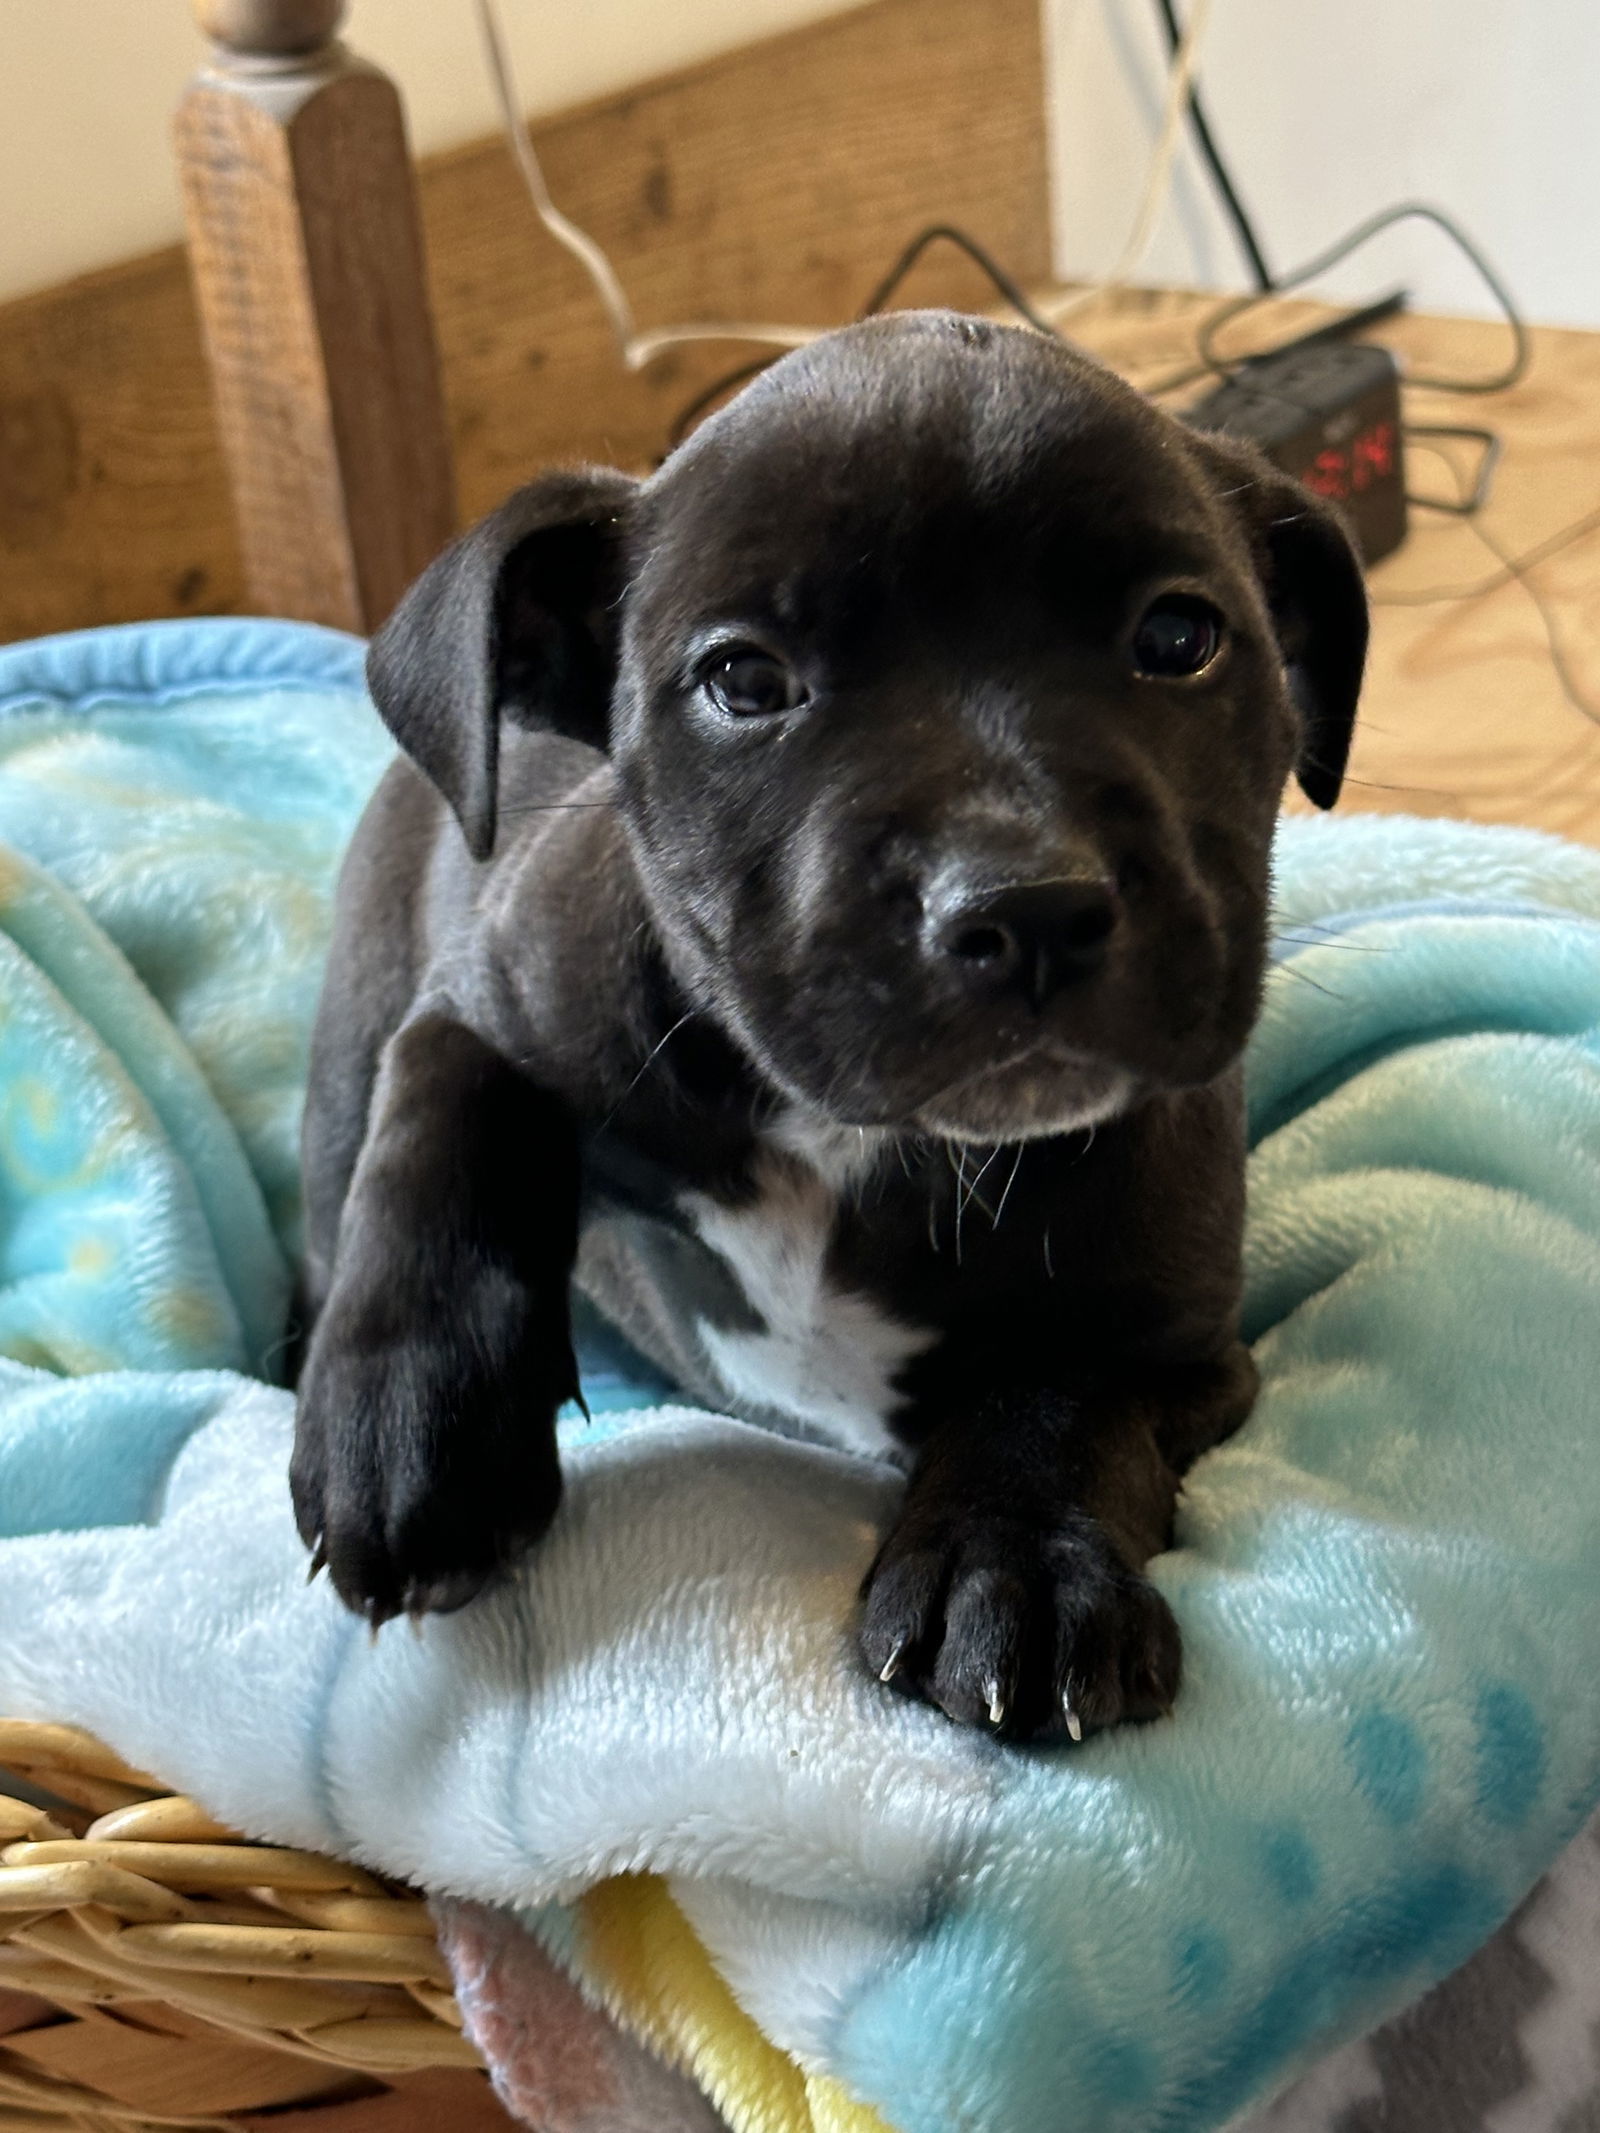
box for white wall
[1045,0,1600,330]
[0,0,866,303]
[7,0,1599,329]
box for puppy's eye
[1132,596,1225,679]
[700,647,807,718]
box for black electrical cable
[1372,467,1600,741]
[1151,0,1273,292]
[1463,516,1600,731]
[671,201,1525,481]
[1402,423,1502,515]
[1251,288,1409,359]
[1195,202,1530,394]
[665,222,1064,450]
[855,224,1063,338]
[665,356,782,452]
[1371,498,1600,607]
[1136,289,1409,398]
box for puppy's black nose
[929,877,1119,1009]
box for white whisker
[960,1143,1005,1226]
[991,1142,1026,1231]
[602,1009,698,1126]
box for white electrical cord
[477,0,1214,370]
[1039,0,1217,323]
[475,0,825,370]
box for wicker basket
[0,1719,496,2133]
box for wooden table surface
[1051,288,1600,849]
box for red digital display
[1300,419,1398,503]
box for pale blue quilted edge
[0,619,368,716]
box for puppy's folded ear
[1192,432,1370,810]
[366,468,639,860]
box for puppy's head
[369,312,1366,1137]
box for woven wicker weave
[0,1719,485,2132]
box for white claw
[1063,1701,1083,1743]
[986,1683,1007,1728]
[879,1643,905,1684]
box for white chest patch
[680,1119,935,1459]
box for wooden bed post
[175,1,457,633]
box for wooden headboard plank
[0,0,1047,645]
[0,254,233,641]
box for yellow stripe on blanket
[579,1873,894,2133]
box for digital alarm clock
[1185,340,1407,566]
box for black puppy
[292,310,1366,1742]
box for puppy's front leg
[293,1012,581,1626]
[859,1351,1255,1741]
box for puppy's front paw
[292,1311,572,1629]
[858,1506,1180,1743]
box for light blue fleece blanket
[0,618,1598,2133]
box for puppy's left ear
[1192,432,1369,810]
[367,467,639,861]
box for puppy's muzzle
[924,871,1120,1013]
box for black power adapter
[1186,336,1407,566]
